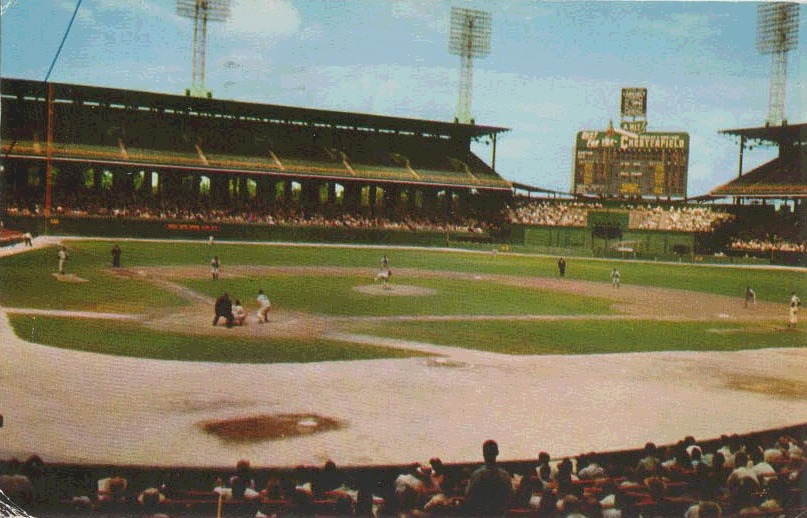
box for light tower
[449,7,491,124]
[177,0,231,98]
[756,2,799,126]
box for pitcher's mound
[52,273,88,283]
[199,413,342,443]
[353,284,437,296]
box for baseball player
[257,289,271,323]
[58,245,69,275]
[610,268,621,289]
[210,256,220,280]
[789,292,801,328]
[744,286,756,308]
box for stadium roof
[719,122,807,146]
[711,121,806,199]
[0,77,509,140]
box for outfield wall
[510,224,697,260]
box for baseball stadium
[1,3,806,518]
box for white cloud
[225,0,301,38]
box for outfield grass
[8,315,428,363]
[183,274,615,317]
[344,319,807,355]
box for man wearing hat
[464,439,513,517]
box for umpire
[213,292,234,328]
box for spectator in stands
[535,451,555,485]
[535,487,558,517]
[555,458,577,498]
[0,458,33,506]
[511,468,541,509]
[96,475,129,505]
[576,454,606,480]
[726,451,760,496]
[229,459,259,500]
[393,462,435,514]
[684,500,722,518]
[661,442,692,481]
[749,447,776,484]
[635,442,662,477]
[313,459,344,496]
[464,439,513,517]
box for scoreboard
[573,130,689,198]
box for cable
[44,0,83,82]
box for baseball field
[0,236,805,467]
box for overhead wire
[44,0,84,82]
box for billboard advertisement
[621,88,647,117]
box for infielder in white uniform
[257,289,271,323]
[610,268,621,289]
[789,292,801,328]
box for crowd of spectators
[505,200,599,227]
[729,238,807,254]
[627,205,734,233]
[505,200,734,234]
[3,203,496,236]
[1,429,804,517]
[727,212,805,254]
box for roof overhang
[1,77,509,140]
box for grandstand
[0,77,511,228]
[707,122,806,265]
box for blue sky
[2,0,804,197]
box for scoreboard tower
[573,88,690,198]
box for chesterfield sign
[577,131,688,151]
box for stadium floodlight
[177,0,231,98]
[756,2,799,126]
[1,0,19,16]
[449,7,491,124]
